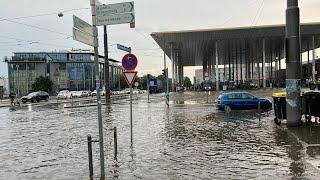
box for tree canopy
[31,76,53,92]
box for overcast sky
[1,0,320,80]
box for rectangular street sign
[96,2,134,16]
[73,28,94,47]
[73,15,93,36]
[97,13,135,26]
[117,44,131,53]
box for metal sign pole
[90,0,105,178]
[130,84,133,146]
[104,25,110,102]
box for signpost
[96,1,134,15]
[122,53,138,71]
[123,71,137,146]
[96,1,135,26]
[122,53,138,146]
[73,28,94,47]
[73,15,93,35]
[73,15,94,47]
[97,13,135,26]
[117,44,131,53]
[95,1,135,103]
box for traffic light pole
[285,0,302,126]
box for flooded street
[1,90,320,179]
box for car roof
[222,92,250,95]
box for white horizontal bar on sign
[96,13,135,26]
[96,2,134,16]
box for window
[242,93,254,99]
[228,93,242,99]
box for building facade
[4,51,122,96]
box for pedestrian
[9,91,16,106]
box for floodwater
[1,90,320,179]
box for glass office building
[5,51,121,96]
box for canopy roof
[151,23,320,66]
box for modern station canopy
[151,23,320,66]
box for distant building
[0,76,9,97]
[194,69,203,85]
[4,51,121,96]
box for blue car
[216,92,272,111]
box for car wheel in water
[45,96,49,101]
[32,98,37,103]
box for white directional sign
[96,1,135,26]
[96,2,134,16]
[73,15,93,36]
[73,28,94,47]
[97,13,135,26]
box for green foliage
[157,74,165,81]
[184,77,192,88]
[31,76,53,92]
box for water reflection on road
[0,90,320,179]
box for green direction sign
[96,2,134,16]
[73,15,93,36]
[97,13,135,26]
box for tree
[184,77,192,88]
[32,76,53,92]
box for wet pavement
[1,90,320,179]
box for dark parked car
[21,91,49,103]
[216,92,272,111]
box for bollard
[87,135,94,179]
[114,127,118,160]
[258,102,261,121]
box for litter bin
[302,91,320,119]
[272,92,286,125]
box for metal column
[170,45,175,92]
[262,38,266,88]
[215,41,219,91]
[285,0,302,126]
[312,36,316,82]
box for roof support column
[270,40,273,86]
[262,38,266,88]
[228,41,231,81]
[312,35,316,82]
[307,38,310,79]
[215,41,219,91]
[235,41,238,85]
[240,41,243,84]
[257,40,261,88]
[170,44,175,92]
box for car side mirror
[252,97,258,100]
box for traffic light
[162,68,168,77]
[162,69,166,77]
